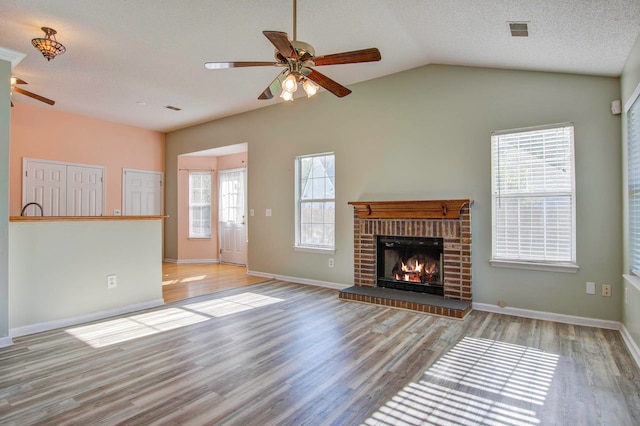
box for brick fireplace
[339,199,473,318]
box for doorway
[218,168,247,265]
[123,169,163,215]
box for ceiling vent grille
[509,22,529,37]
[164,105,182,111]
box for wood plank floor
[1,280,639,425]
[162,262,267,302]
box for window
[491,123,577,272]
[628,89,640,275]
[295,153,335,251]
[189,172,211,238]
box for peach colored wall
[174,151,247,262]
[217,152,247,171]
[9,103,164,216]
[177,155,218,261]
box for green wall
[621,33,640,347]
[167,64,622,321]
[0,58,11,341]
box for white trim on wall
[0,46,25,67]
[472,302,621,330]
[248,269,350,290]
[9,299,165,339]
[163,258,219,264]
[621,324,640,369]
[0,336,13,348]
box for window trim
[294,152,336,252]
[188,171,212,239]
[490,122,578,272]
[626,81,640,277]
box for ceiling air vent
[509,22,529,37]
[164,105,182,111]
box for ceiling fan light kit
[204,0,381,102]
[32,27,66,61]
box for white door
[67,165,104,216]
[23,159,104,216]
[23,160,67,216]
[123,169,163,215]
[219,168,247,265]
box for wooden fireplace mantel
[348,199,473,219]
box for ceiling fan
[10,77,55,107]
[204,0,381,101]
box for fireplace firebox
[377,236,444,296]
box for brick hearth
[340,199,473,318]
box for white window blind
[189,172,211,238]
[491,123,576,265]
[628,93,640,275]
[295,153,335,250]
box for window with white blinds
[628,92,640,275]
[295,152,335,251]
[491,123,576,269]
[189,172,212,238]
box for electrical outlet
[586,281,596,295]
[602,284,611,297]
[107,274,117,289]
[328,258,334,268]
[113,209,121,216]
[250,209,255,217]
[266,208,272,217]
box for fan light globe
[302,79,319,97]
[280,90,294,101]
[282,73,298,92]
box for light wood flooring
[162,262,267,302]
[1,280,639,425]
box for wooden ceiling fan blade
[11,77,28,85]
[312,48,381,66]
[204,61,276,69]
[12,86,55,105]
[258,70,288,100]
[263,31,298,61]
[305,69,352,98]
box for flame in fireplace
[394,258,438,283]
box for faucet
[21,202,44,216]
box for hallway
[162,263,267,302]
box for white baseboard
[163,258,219,264]
[0,336,13,348]
[247,270,350,290]
[621,324,640,370]
[10,299,165,339]
[472,302,621,330]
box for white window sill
[294,246,336,255]
[623,274,640,292]
[490,259,579,273]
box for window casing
[491,123,577,272]
[189,172,211,238]
[295,153,335,251]
[628,89,640,276]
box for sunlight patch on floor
[65,292,283,348]
[362,337,559,426]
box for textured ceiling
[1,0,639,133]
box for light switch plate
[586,281,595,295]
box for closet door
[67,165,104,216]
[123,169,163,215]
[23,160,67,216]
[23,158,104,216]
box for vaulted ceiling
[1,0,639,132]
